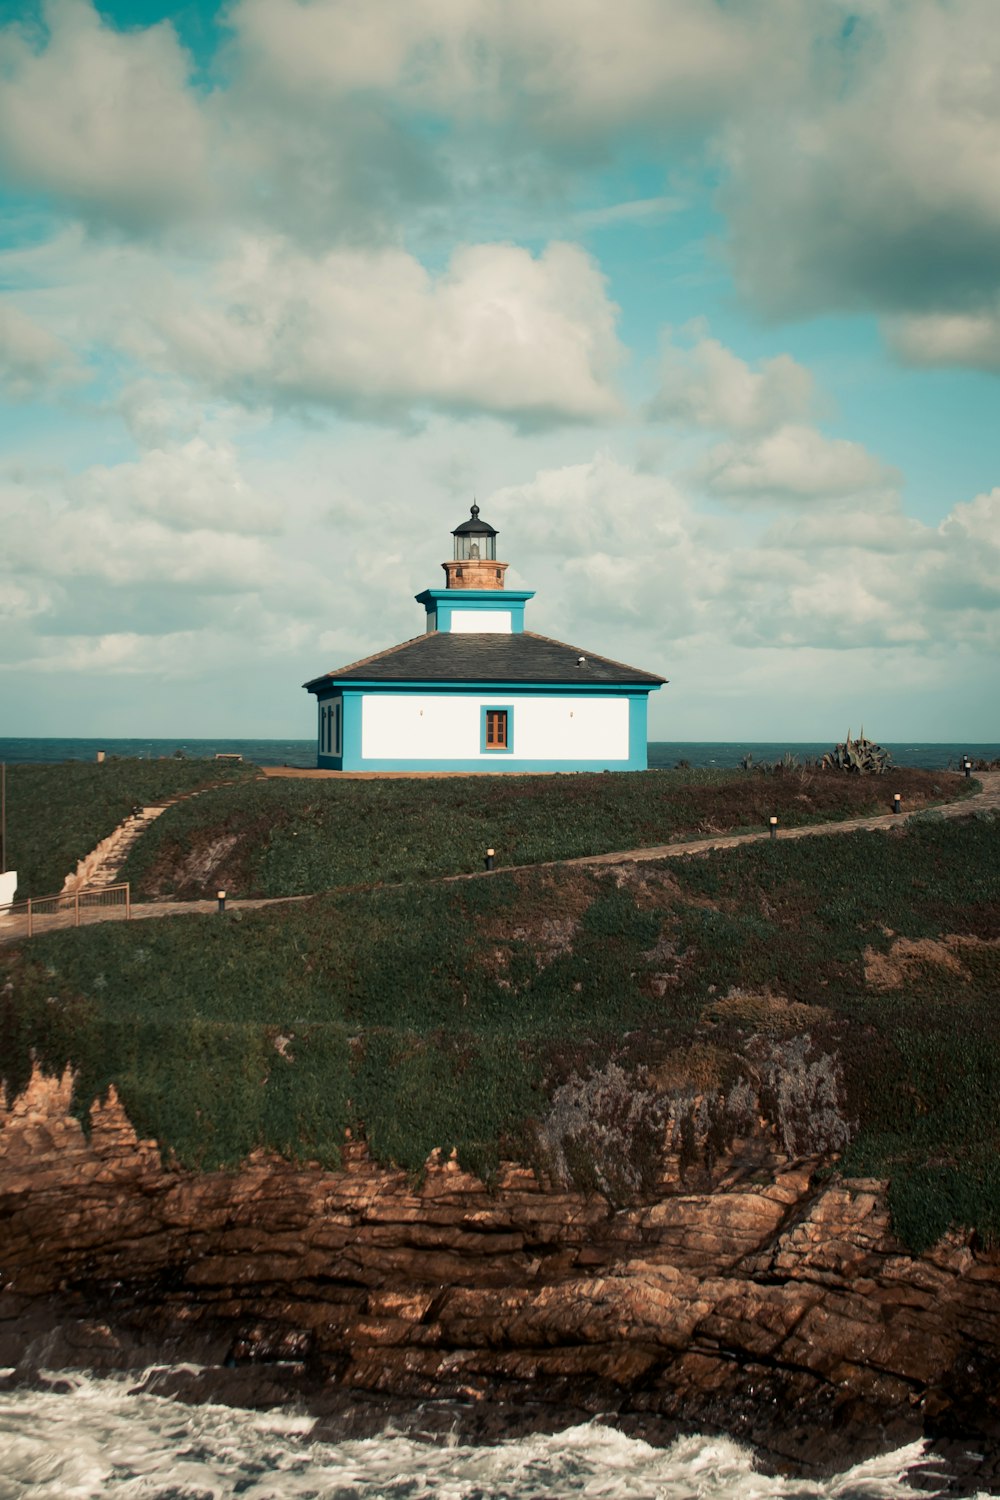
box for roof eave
[307,674,666,691]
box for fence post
[126,883,131,921]
[75,891,80,927]
[27,897,32,939]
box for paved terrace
[1,772,996,942]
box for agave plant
[822,728,893,774]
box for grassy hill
[2,804,998,1251]
[118,764,969,898]
[4,757,258,899]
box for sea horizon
[1,735,997,771]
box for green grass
[119,764,971,898]
[4,758,259,898]
[3,809,999,1250]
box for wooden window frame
[481,704,514,754]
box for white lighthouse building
[304,505,665,772]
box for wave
[0,1369,957,1500]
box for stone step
[59,780,239,896]
[62,805,171,894]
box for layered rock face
[2,1066,999,1479]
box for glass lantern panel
[455,534,496,560]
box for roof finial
[470,500,480,520]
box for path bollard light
[769,816,778,840]
[484,848,495,871]
[964,757,972,778]
[893,793,902,814]
[217,890,227,914]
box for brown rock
[2,1066,1000,1480]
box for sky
[1,0,999,743]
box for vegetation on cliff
[4,758,258,899]
[118,765,967,898]
[2,807,997,1250]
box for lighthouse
[304,504,665,772]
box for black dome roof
[452,502,497,537]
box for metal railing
[0,882,131,939]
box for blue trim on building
[480,703,515,755]
[313,680,657,772]
[628,693,648,771]
[317,687,361,770]
[415,588,534,634]
[328,757,647,773]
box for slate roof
[304,631,665,691]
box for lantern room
[442,503,508,590]
[452,503,496,561]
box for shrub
[751,1034,852,1158]
[532,1061,665,1205]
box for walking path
[61,779,248,896]
[552,769,1000,870]
[61,804,172,894]
[3,774,996,943]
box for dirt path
[551,768,1000,869]
[3,774,996,942]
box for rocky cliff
[2,1065,999,1484]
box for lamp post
[769,816,778,841]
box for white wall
[361,694,629,761]
[448,610,512,633]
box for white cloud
[943,486,1000,549]
[1,424,997,728]
[649,335,815,433]
[0,438,305,647]
[480,450,1000,658]
[116,380,206,449]
[887,305,1000,371]
[8,503,276,590]
[700,425,899,503]
[227,0,794,136]
[80,439,284,535]
[0,576,59,622]
[724,0,1000,323]
[0,0,211,230]
[132,237,625,425]
[5,0,999,384]
[0,630,198,676]
[0,0,776,245]
[0,301,84,398]
[1,613,319,677]
[762,504,932,555]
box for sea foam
[0,1369,959,1500]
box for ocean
[1,738,996,770]
[0,1372,952,1498]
